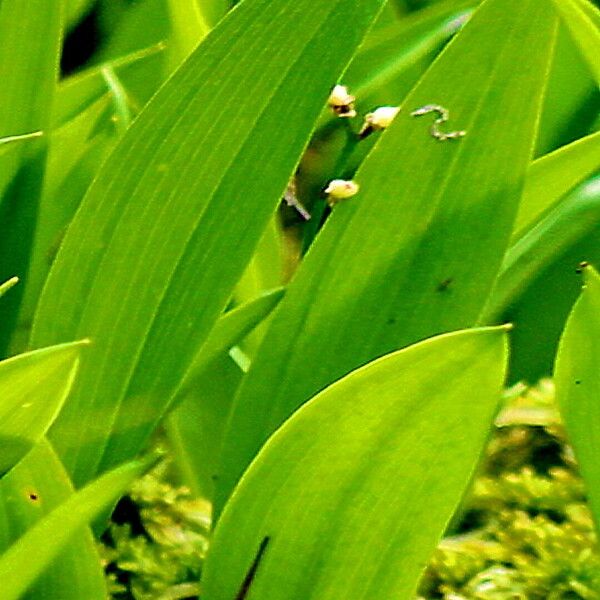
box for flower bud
[359,105,400,137]
[327,85,356,118]
[324,179,359,206]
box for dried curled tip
[324,179,359,206]
[327,84,356,118]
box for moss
[417,380,600,600]
[100,459,210,600]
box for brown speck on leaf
[437,277,453,292]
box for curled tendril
[410,104,466,141]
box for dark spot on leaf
[235,536,271,600]
[28,491,39,501]
[576,261,589,274]
[575,380,582,385]
[437,277,453,292]
[387,317,397,325]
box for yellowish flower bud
[359,106,400,137]
[327,84,356,118]
[324,179,359,206]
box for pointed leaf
[551,0,600,84]
[515,130,600,236]
[202,327,509,600]
[0,342,86,476]
[0,452,156,600]
[0,440,107,600]
[31,0,387,486]
[216,0,558,511]
[485,175,600,321]
[179,288,284,397]
[554,264,600,529]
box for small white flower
[324,179,359,206]
[327,84,356,118]
[359,106,400,137]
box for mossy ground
[101,380,600,599]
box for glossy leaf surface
[31,0,387,486]
[554,265,600,529]
[203,327,508,600]
[216,0,558,511]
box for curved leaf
[554,264,600,529]
[551,0,600,84]
[0,342,86,476]
[202,327,509,600]
[0,451,155,600]
[216,0,558,512]
[0,440,107,600]
[31,0,387,486]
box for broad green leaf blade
[515,131,600,236]
[0,342,86,476]
[555,265,600,529]
[179,288,284,397]
[202,327,509,600]
[551,0,600,84]
[0,440,107,600]
[216,0,557,512]
[485,175,600,322]
[0,451,155,600]
[31,0,387,486]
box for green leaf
[503,221,600,383]
[216,0,558,512]
[484,175,600,322]
[0,451,155,600]
[0,341,86,476]
[166,0,211,64]
[515,130,600,236]
[551,0,600,84]
[54,42,166,127]
[0,0,63,354]
[14,96,119,354]
[0,440,107,600]
[554,264,600,529]
[535,25,599,155]
[168,290,282,499]
[202,326,509,600]
[345,0,473,102]
[178,288,284,397]
[0,0,61,143]
[31,0,387,487]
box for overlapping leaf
[31,0,387,486]
[0,342,85,476]
[554,265,600,528]
[0,446,155,600]
[216,0,558,511]
[202,327,508,600]
[0,441,107,600]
